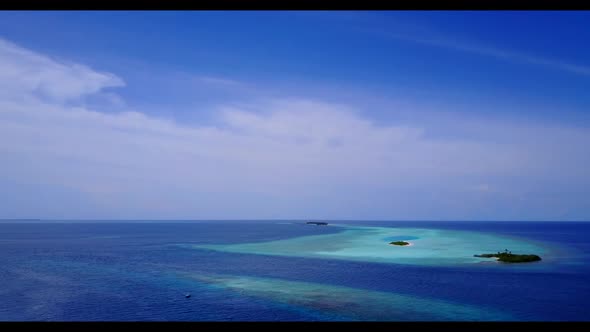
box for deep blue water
[0,220,589,321]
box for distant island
[474,250,541,263]
[306,222,328,226]
[0,219,41,221]
[390,241,410,246]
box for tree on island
[389,241,410,246]
[474,249,541,263]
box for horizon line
[0,219,588,223]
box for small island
[474,250,541,263]
[306,221,328,226]
[389,241,410,246]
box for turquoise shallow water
[195,225,552,267]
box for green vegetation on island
[390,241,410,246]
[474,249,541,263]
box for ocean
[0,220,589,321]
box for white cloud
[0,38,589,220]
[0,38,125,103]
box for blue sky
[0,11,589,220]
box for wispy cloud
[345,14,590,77]
[407,36,590,76]
[194,76,246,87]
[0,38,589,220]
[303,10,590,77]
